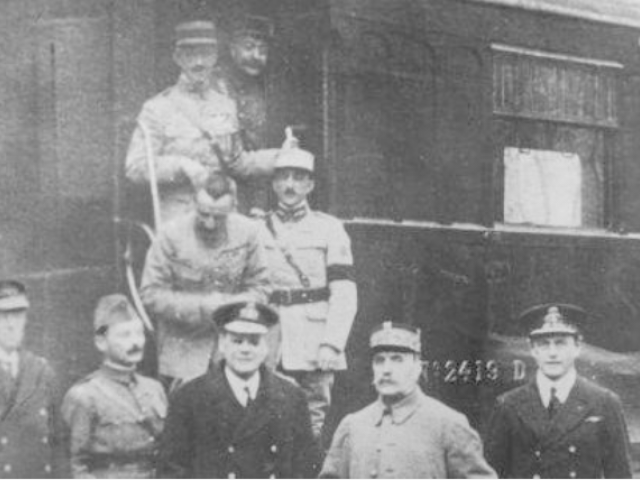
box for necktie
[244,386,253,408]
[548,387,561,419]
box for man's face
[195,191,234,241]
[272,168,314,208]
[0,309,27,353]
[174,44,219,86]
[96,319,146,368]
[530,334,581,381]
[230,35,268,77]
[220,331,268,379]
[372,350,422,400]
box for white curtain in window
[504,147,582,227]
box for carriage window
[492,45,619,229]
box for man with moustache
[62,294,167,478]
[157,301,318,478]
[320,322,496,479]
[218,13,274,214]
[485,304,632,478]
[0,280,65,478]
[140,173,271,390]
[263,147,357,440]
[126,20,290,223]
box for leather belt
[270,287,329,306]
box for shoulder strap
[266,214,311,288]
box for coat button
[270,444,277,453]
[370,470,377,478]
[569,445,576,453]
[0,437,7,445]
[3,465,11,473]
[44,464,51,474]
[534,450,541,458]
[41,436,48,444]
[228,446,235,454]
[39,408,47,416]
[570,472,576,478]
[533,475,540,479]
[228,473,236,479]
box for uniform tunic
[263,205,357,371]
[61,364,167,479]
[0,350,64,478]
[157,363,319,478]
[485,376,632,478]
[321,389,496,479]
[141,212,271,381]
[125,74,280,223]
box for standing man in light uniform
[485,304,632,478]
[126,20,289,224]
[263,147,357,440]
[0,280,65,479]
[62,294,167,478]
[140,174,271,390]
[321,322,496,478]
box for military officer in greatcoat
[217,14,274,214]
[157,301,319,478]
[262,147,358,440]
[140,173,271,390]
[320,322,496,478]
[62,294,167,478]
[0,280,66,478]
[485,304,632,478]
[125,20,290,224]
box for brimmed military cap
[519,303,587,338]
[230,14,274,40]
[0,280,29,312]
[94,294,140,333]
[175,20,217,47]
[370,322,421,354]
[213,301,278,335]
[275,148,314,173]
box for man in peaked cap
[321,322,496,479]
[126,19,294,224]
[62,294,167,478]
[262,146,358,442]
[485,304,632,478]
[0,280,66,478]
[158,301,319,478]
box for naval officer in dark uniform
[485,304,632,478]
[157,301,319,478]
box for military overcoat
[157,363,319,479]
[0,350,64,478]
[485,376,632,478]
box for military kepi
[0,280,29,312]
[94,294,140,333]
[175,20,217,46]
[370,322,421,354]
[230,14,274,40]
[519,303,587,338]
[213,301,278,335]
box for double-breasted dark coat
[157,363,319,478]
[485,376,632,478]
[0,350,65,478]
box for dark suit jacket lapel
[545,377,593,446]
[513,380,551,441]
[232,368,278,444]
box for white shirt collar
[536,368,577,407]
[225,366,260,407]
[0,349,19,378]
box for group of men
[0,279,633,478]
[0,11,635,480]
